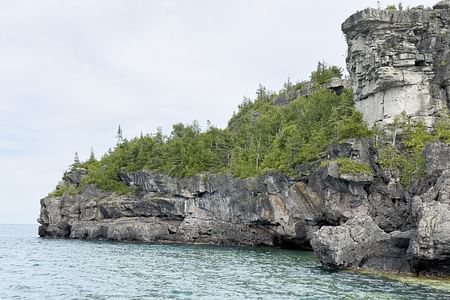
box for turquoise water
[1,225,450,299]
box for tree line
[52,64,372,195]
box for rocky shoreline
[38,139,450,277]
[38,1,450,278]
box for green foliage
[321,157,373,176]
[402,120,433,152]
[310,62,343,85]
[64,65,371,194]
[336,110,372,140]
[376,116,433,186]
[386,4,397,11]
[71,152,81,169]
[436,117,450,142]
[48,183,80,197]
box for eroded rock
[343,5,450,127]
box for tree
[70,151,81,169]
[310,62,343,85]
[89,147,96,161]
[282,77,293,93]
[116,125,124,145]
[386,4,397,11]
[336,110,371,140]
[56,65,375,195]
[74,152,80,164]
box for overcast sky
[0,0,438,224]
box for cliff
[343,2,450,127]
[38,138,450,276]
[38,1,450,278]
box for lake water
[1,224,450,299]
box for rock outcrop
[310,141,450,277]
[39,170,325,248]
[38,2,450,278]
[343,4,450,127]
[39,137,450,277]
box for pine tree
[71,151,81,169]
[116,125,124,145]
[89,147,96,161]
[74,152,80,164]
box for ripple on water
[1,225,450,300]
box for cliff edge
[39,139,450,277]
[343,2,450,127]
[38,1,450,278]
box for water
[1,225,450,300]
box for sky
[0,0,438,224]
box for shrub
[436,117,450,142]
[386,5,397,11]
[48,183,80,197]
[321,157,373,176]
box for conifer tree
[89,147,96,161]
[74,152,80,165]
[116,125,124,145]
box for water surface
[1,224,450,299]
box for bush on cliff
[53,65,371,194]
[436,116,450,143]
[376,114,433,185]
[321,157,373,176]
[310,62,343,85]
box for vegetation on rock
[374,112,450,185]
[50,64,371,195]
[49,58,450,196]
[321,157,373,176]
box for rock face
[342,5,450,127]
[310,141,450,277]
[38,138,450,277]
[39,170,325,248]
[424,141,450,174]
[38,3,450,278]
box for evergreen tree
[116,125,124,145]
[71,151,81,169]
[74,152,80,165]
[60,65,377,194]
[89,147,96,161]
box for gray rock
[38,137,450,276]
[424,141,450,175]
[272,93,290,106]
[39,172,325,248]
[343,6,450,127]
[37,3,450,278]
[63,168,87,185]
[311,216,414,272]
[311,216,388,268]
[434,1,450,9]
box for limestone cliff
[38,1,450,278]
[343,1,450,127]
[39,170,323,247]
[38,137,450,276]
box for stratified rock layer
[39,171,324,248]
[38,138,450,277]
[38,3,450,278]
[343,5,450,127]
